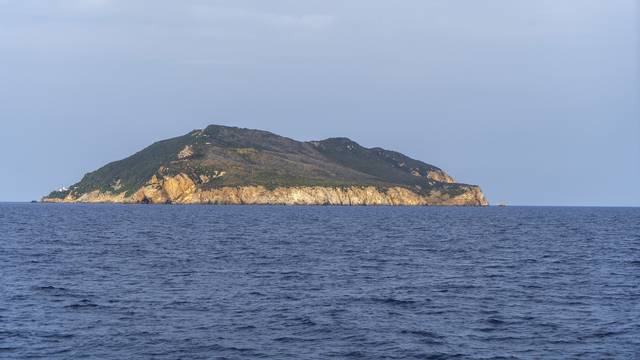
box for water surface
[1,204,639,359]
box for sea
[1,203,639,359]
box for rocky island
[43,125,488,206]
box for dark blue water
[1,204,639,359]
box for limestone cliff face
[43,173,488,206]
[425,170,455,184]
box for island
[42,125,489,206]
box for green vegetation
[70,133,195,196]
[311,138,443,188]
[47,125,477,199]
[46,189,71,199]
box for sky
[0,0,638,206]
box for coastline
[42,184,489,206]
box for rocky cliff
[43,125,488,206]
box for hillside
[43,125,488,206]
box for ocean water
[1,204,639,359]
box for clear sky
[0,0,638,206]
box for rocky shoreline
[43,174,488,206]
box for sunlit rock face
[43,125,488,206]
